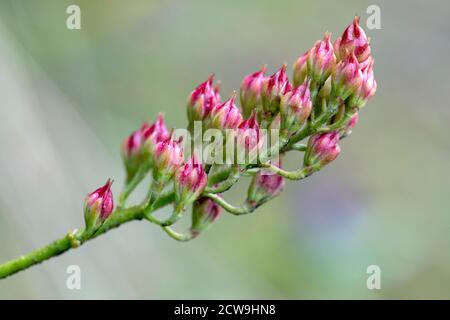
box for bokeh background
[0,0,449,299]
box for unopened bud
[174,156,207,208]
[187,75,221,125]
[153,137,184,183]
[348,57,376,108]
[240,65,267,118]
[84,179,114,232]
[190,197,221,236]
[247,159,285,206]
[293,51,309,87]
[308,32,336,84]
[237,111,263,162]
[261,64,292,115]
[280,78,312,134]
[332,52,363,100]
[334,16,371,64]
[209,95,243,129]
[304,131,341,167]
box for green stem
[203,193,253,215]
[0,191,174,280]
[204,165,240,194]
[162,226,195,242]
[264,163,316,181]
[118,165,149,209]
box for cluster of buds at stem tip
[84,179,114,232]
[122,114,169,179]
[240,65,267,118]
[79,17,377,243]
[304,131,341,168]
[187,75,221,128]
[247,158,285,207]
[280,78,312,135]
[190,197,221,237]
[174,155,207,210]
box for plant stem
[203,193,253,215]
[0,192,174,280]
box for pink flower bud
[84,179,114,231]
[247,159,285,205]
[174,156,208,207]
[348,57,376,108]
[187,75,221,124]
[237,111,263,158]
[332,52,364,100]
[190,197,221,236]
[334,16,371,64]
[240,65,267,117]
[153,137,184,182]
[261,64,293,114]
[308,32,336,84]
[209,95,244,129]
[305,131,341,167]
[280,78,312,134]
[347,111,359,131]
[141,113,170,155]
[293,51,309,87]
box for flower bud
[348,57,376,108]
[237,111,263,162]
[209,95,243,129]
[187,75,221,125]
[342,111,359,138]
[142,113,170,156]
[121,127,145,178]
[308,32,336,84]
[280,78,312,134]
[190,197,221,236]
[293,51,309,87]
[332,52,363,100]
[174,156,207,208]
[84,179,114,232]
[153,137,184,183]
[304,131,341,167]
[240,65,267,117]
[261,64,292,115]
[247,159,285,206]
[334,16,371,64]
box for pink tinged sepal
[237,111,264,163]
[348,57,377,108]
[190,197,222,236]
[334,16,371,64]
[187,75,221,125]
[332,52,364,100]
[141,113,170,156]
[341,111,359,138]
[153,137,184,184]
[307,32,336,85]
[84,179,114,232]
[293,51,309,87]
[174,156,207,209]
[280,78,312,134]
[209,95,243,130]
[304,131,341,167]
[261,64,292,115]
[247,159,285,206]
[240,65,267,118]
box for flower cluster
[84,17,376,240]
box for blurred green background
[0,0,449,299]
